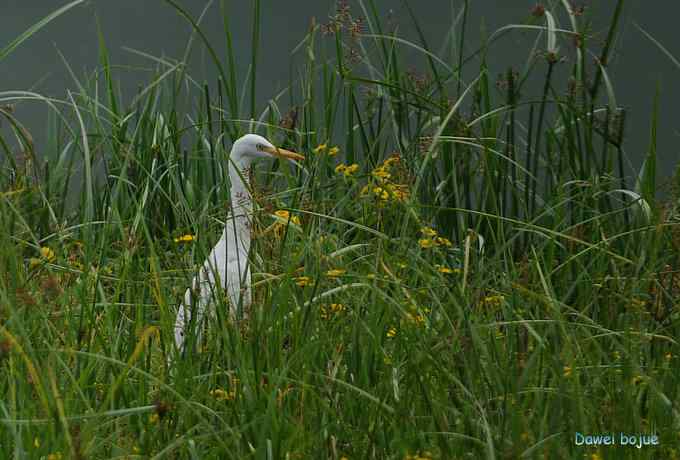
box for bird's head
[230,134,304,168]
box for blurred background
[2,0,679,190]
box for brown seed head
[531,4,546,17]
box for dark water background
[2,1,679,192]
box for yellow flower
[405,312,426,326]
[29,257,42,268]
[434,236,453,247]
[274,210,301,225]
[149,413,160,424]
[666,352,673,360]
[591,452,603,460]
[366,274,376,280]
[40,246,56,262]
[210,388,236,401]
[389,184,409,201]
[563,366,572,377]
[371,167,391,181]
[372,186,390,200]
[320,303,345,320]
[420,227,437,237]
[335,163,359,177]
[435,264,456,274]
[631,375,644,385]
[174,234,195,243]
[326,269,346,277]
[481,295,505,309]
[47,454,63,460]
[330,303,345,313]
[328,146,340,157]
[313,143,328,154]
[419,238,435,249]
[386,327,397,338]
[34,437,40,448]
[295,276,312,287]
[320,305,330,320]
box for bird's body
[173,134,303,353]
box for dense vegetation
[1,1,679,458]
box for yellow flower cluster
[326,268,346,277]
[174,234,195,243]
[361,183,409,204]
[320,303,345,320]
[313,143,340,156]
[371,166,391,181]
[418,227,453,249]
[294,276,312,287]
[420,227,437,237]
[30,246,56,267]
[360,154,409,204]
[210,388,236,401]
[370,154,400,181]
[335,163,360,177]
[434,264,460,274]
[41,246,56,262]
[274,210,301,226]
[211,377,240,401]
[386,327,397,338]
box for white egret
[173,134,304,353]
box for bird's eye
[256,143,265,151]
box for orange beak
[262,145,305,161]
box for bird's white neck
[228,160,253,218]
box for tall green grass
[1,1,679,458]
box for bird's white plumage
[173,216,251,350]
[173,134,301,354]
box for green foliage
[1,1,679,458]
